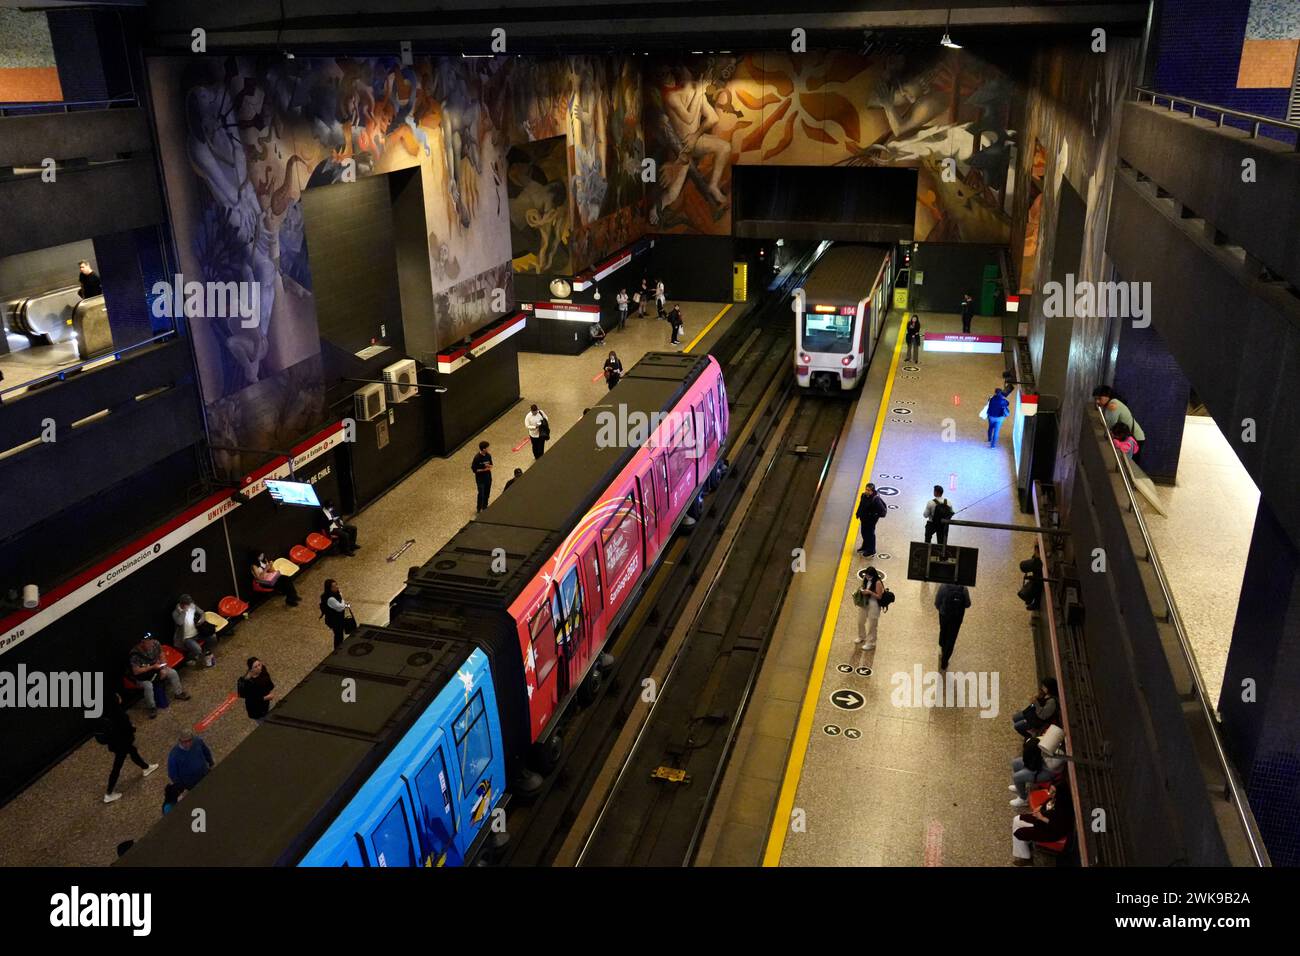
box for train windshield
[802,308,855,354]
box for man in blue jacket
[985,383,1014,448]
[167,729,214,791]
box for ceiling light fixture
[939,8,962,49]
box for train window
[802,308,854,354]
[558,563,584,649]
[639,466,658,532]
[583,544,603,611]
[701,399,715,450]
[529,602,557,685]
[453,689,493,792]
[411,747,457,864]
[370,798,417,867]
[601,494,641,587]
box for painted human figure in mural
[569,58,610,225]
[433,57,482,229]
[651,63,731,226]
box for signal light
[841,355,853,366]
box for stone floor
[701,310,1042,868]
[0,301,736,867]
[1144,414,1259,710]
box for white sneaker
[1010,797,1028,808]
[1008,785,1019,793]
[861,643,876,651]
[143,764,159,777]
[103,792,123,804]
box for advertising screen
[265,479,321,508]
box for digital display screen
[265,479,321,508]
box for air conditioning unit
[354,382,387,422]
[382,358,418,404]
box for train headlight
[799,352,811,364]
[841,355,854,366]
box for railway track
[494,250,818,867]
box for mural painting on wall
[504,55,646,273]
[644,50,1017,244]
[508,136,571,275]
[149,54,514,466]
[1018,140,1048,294]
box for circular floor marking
[891,407,912,415]
[824,724,842,737]
[875,552,892,560]
[845,727,863,739]
[856,666,873,677]
[903,365,920,372]
[830,689,866,711]
[836,663,853,674]
[876,486,900,496]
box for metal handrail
[1134,86,1300,151]
[1031,481,1090,865]
[1095,406,1269,865]
[0,95,138,117]
[0,329,177,402]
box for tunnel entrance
[731,164,918,243]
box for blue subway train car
[300,645,504,866]
[121,626,507,867]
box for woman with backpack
[97,691,158,804]
[320,579,353,650]
[854,566,886,651]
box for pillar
[1219,496,1300,866]
[1110,319,1191,483]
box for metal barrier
[1135,87,1300,150]
[0,329,177,402]
[1030,481,1091,865]
[1094,405,1269,866]
[0,95,137,118]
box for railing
[1030,481,1090,865]
[0,330,177,403]
[1095,406,1269,866]
[1134,87,1300,151]
[0,95,138,118]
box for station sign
[923,333,1002,354]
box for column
[1110,319,1190,484]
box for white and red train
[793,244,895,392]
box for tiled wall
[1153,0,1296,142]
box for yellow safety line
[684,304,733,354]
[761,317,907,867]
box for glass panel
[453,690,493,791]
[412,747,457,865]
[370,799,416,867]
[584,545,603,610]
[530,603,557,683]
[801,310,855,353]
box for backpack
[538,412,551,441]
[874,495,888,519]
[932,499,953,523]
[943,587,966,613]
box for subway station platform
[0,300,737,867]
[698,309,1041,868]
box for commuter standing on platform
[960,292,975,333]
[669,305,684,347]
[320,579,352,650]
[935,582,971,670]
[472,440,493,511]
[503,467,524,492]
[637,277,649,317]
[855,482,887,557]
[655,279,666,318]
[237,657,275,722]
[905,313,922,363]
[603,350,624,390]
[524,404,549,458]
[923,485,953,545]
[616,288,629,330]
[984,382,1013,448]
[854,566,885,651]
[97,691,158,804]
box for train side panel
[508,357,726,744]
[298,647,506,867]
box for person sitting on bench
[320,499,358,556]
[250,550,300,606]
[171,594,217,666]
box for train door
[360,779,421,866]
[555,563,589,696]
[667,414,697,513]
[404,738,462,866]
[637,462,660,558]
[581,542,605,648]
[527,596,560,726]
